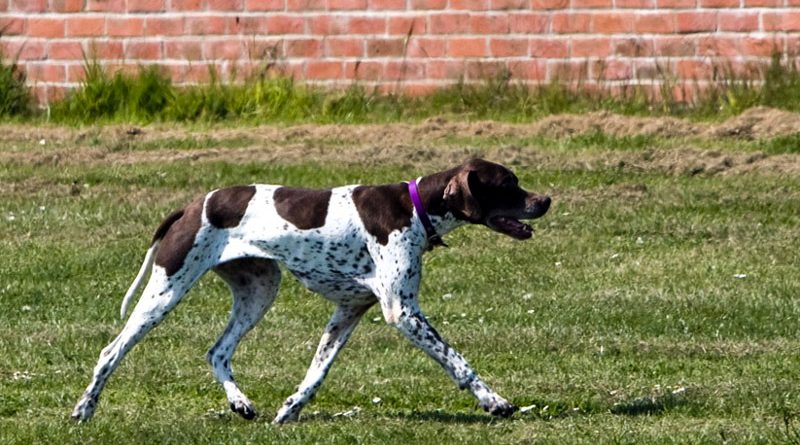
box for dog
[71,158,551,423]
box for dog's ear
[444,169,482,221]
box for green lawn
[1,125,799,444]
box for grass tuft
[0,32,32,118]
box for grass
[4,49,800,124]
[1,127,799,444]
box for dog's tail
[119,208,184,320]
[119,241,158,320]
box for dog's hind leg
[273,302,373,424]
[71,264,203,422]
[208,258,281,420]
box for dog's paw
[273,403,301,424]
[229,400,258,420]
[481,397,517,418]
[71,397,96,422]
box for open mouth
[488,216,533,240]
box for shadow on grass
[390,410,498,424]
[610,389,691,416]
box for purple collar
[408,178,447,249]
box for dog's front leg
[374,257,516,418]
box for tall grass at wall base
[0,43,33,118]
[7,53,800,124]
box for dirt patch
[2,109,800,176]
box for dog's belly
[288,267,375,305]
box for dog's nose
[539,196,551,213]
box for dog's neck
[415,169,469,237]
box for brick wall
[1,0,798,103]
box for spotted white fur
[72,161,548,424]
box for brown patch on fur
[273,187,332,230]
[206,185,256,229]
[352,183,413,245]
[155,197,204,276]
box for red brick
[654,36,697,56]
[286,0,324,9]
[572,37,612,58]
[367,38,405,57]
[205,40,245,59]
[26,63,66,82]
[741,36,782,56]
[656,0,695,7]
[450,0,489,9]
[508,59,546,80]
[718,11,759,32]
[448,38,487,57]
[490,38,528,57]
[184,63,214,83]
[325,38,364,57]
[348,60,383,80]
[491,0,529,9]
[327,0,367,9]
[126,41,162,59]
[465,60,506,79]
[0,0,8,11]
[86,40,124,59]
[369,0,405,8]
[86,0,124,12]
[47,41,83,59]
[744,0,781,5]
[552,13,591,33]
[430,13,470,34]
[547,60,589,81]
[51,0,86,12]
[29,18,65,38]
[592,13,635,34]
[571,0,611,7]
[698,36,739,57]
[186,16,230,35]
[67,63,87,82]
[286,38,322,57]
[66,17,105,37]
[676,11,717,33]
[615,0,654,7]
[385,60,425,80]
[764,12,800,32]
[509,12,548,33]
[634,13,675,34]
[614,38,654,57]
[427,60,465,79]
[308,16,349,34]
[530,38,568,57]
[10,0,46,11]
[165,40,204,60]
[699,0,736,6]
[398,83,439,96]
[676,60,712,79]
[173,0,204,10]
[531,0,567,8]
[232,16,269,34]
[0,17,24,35]
[388,16,426,35]
[127,0,165,12]
[406,38,447,57]
[410,0,447,9]
[107,17,145,37]
[145,17,185,36]
[470,14,509,34]
[208,0,244,9]
[3,41,46,60]
[306,61,343,79]
[348,16,386,34]
[244,0,283,10]
[593,60,632,81]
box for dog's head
[444,159,550,239]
